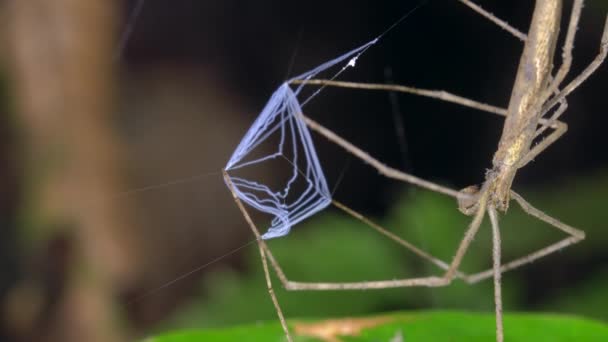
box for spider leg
[223,170,293,342]
[260,196,487,292]
[488,205,504,342]
[463,191,584,284]
[521,9,607,172]
[540,0,584,103]
[457,0,526,41]
[291,79,508,117]
[302,114,466,200]
[540,14,608,117]
[332,200,469,279]
[518,102,567,168]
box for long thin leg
[223,171,293,342]
[540,0,584,103]
[528,0,583,142]
[457,0,526,41]
[295,79,567,170]
[215,6,605,342]
[541,14,608,115]
[519,120,567,168]
[518,103,568,168]
[293,79,564,131]
[332,200,468,279]
[226,167,480,335]
[488,205,504,342]
[302,114,467,200]
[483,2,589,168]
[443,193,488,280]
[293,77,573,170]
[291,79,508,117]
[464,191,584,284]
[303,115,493,282]
[294,16,608,165]
[264,234,447,290]
[293,13,608,171]
[260,198,487,291]
[276,159,466,278]
[530,12,607,149]
[258,242,292,341]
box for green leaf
[146,310,608,342]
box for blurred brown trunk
[5,1,136,341]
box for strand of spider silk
[225,2,427,239]
[225,85,330,238]
[274,152,332,222]
[228,167,327,237]
[114,0,147,60]
[226,86,290,170]
[331,156,352,197]
[223,64,348,238]
[384,66,412,171]
[116,170,221,198]
[127,237,259,305]
[226,87,331,239]
[229,173,329,239]
[227,1,429,167]
[293,0,427,107]
[226,88,332,239]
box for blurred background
[0,0,607,341]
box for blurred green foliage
[149,311,608,341]
[164,170,608,333]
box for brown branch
[6,1,137,341]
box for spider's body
[486,0,562,212]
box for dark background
[119,0,608,212]
[1,0,607,341]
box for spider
[224,1,608,341]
